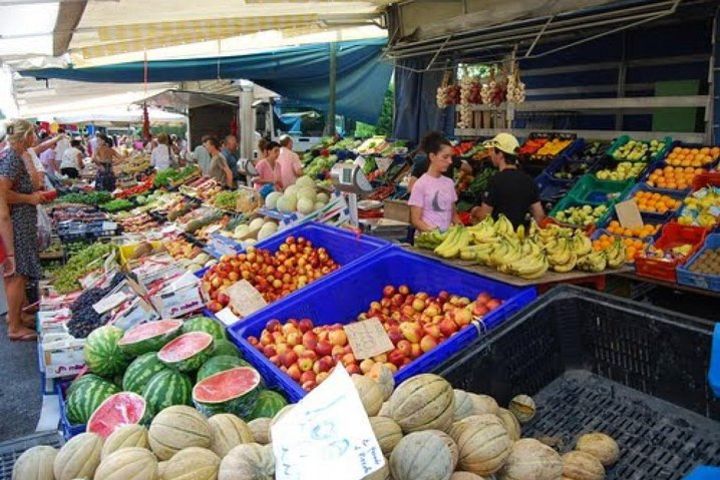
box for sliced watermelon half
[157,331,214,373]
[118,319,184,357]
[192,367,262,418]
[87,392,148,439]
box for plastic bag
[37,205,52,251]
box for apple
[211,277,222,289]
[280,350,298,368]
[302,331,318,351]
[383,285,395,298]
[342,352,356,367]
[316,341,333,357]
[292,345,305,356]
[247,336,259,347]
[328,329,348,347]
[400,322,422,343]
[439,317,459,337]
[398,285,410,296]
[423,324,441,339]
[275,343,289,355]
[391,294,405,307]
[228,271,239,282]
[369,301,382,313]
[380,298,391,308]
[271,332,286,344]
[298,356,314,372]
[476,293,492,305]
[269,355,281,366]
[473,304,489,317]
[486,299,502,311]
[388,349,406,368]
[412,298,426,312]
[286,331,302,347]
[316,372,330,384]
[300,370,316,385]
[360,358,375,374]
[387,326,403,345]
[401,305,416,318]
[298,318,314,333]
[330,345,345,359]
[416,292,429,301]
[397,340,412,357]
[346,363,362,375]
[217,293,230,305]
[453,309,473,327]
[301,380,317,391]
[262,345,277,358]
[420,334,438,353]
[287,364,302,381]
[207,301,223,313]
[424,303,440,317]
[318,330,330,343]
[372,353,388,364]
[260,332,273,346]
[410,343,422,359]
[313,356,334,374]
[300,350,317,361]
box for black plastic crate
[434,285,720,479]
[0,432,63,480]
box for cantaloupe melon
[247,418,271,445]
[369,416,403,456]
[257,222,277,241]
[53,433,104,480]
[453,390,475,421]
[562,451,605,480]
[499,438,562,480]
[218,443,274,480]
[12,446,57,480]
[94,447,158,480]
[148,406,211,460]
[390,430,454,480]
[575,433,619,467]
[249,218,265,231]
[101,424,149,459]
[296,197,315,215]
[162,447,220,480]
[208,414,254,457]
[353,374,384,416]
[389,374,454,433]
[455,414,512,476]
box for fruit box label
[344,318,394,360]
[272,366,384,480]
[226,280,267,318]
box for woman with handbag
[0,119,51,341]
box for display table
[403,245,632,289]
[611,272,720,299]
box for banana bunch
[577,250,608,272]
[490,238,523,269]
[494,214,514,236]
[434,226,471,259]
[468,216,497,243]
[504,239,549,279]
[603,238,626,268]
[415,229,449,250]
[546,238,578,273]
[476,241,498,266]
[571,230,592,256]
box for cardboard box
[384,199,411,223]
[42,337,85,379]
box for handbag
[37,206,52,251]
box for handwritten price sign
[272,366,385,480]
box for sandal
[9,331,37,342]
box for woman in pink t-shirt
[253,140,282,190]
[408,132,460,232]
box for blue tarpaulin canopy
[20,38,392,124]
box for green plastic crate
[606,135,673,163]
[549,195,615,230]
[567,174,634,204]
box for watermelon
[87,392,149,439]
[182,316,225,340]
[122,352,170,394]
[118,320,184,357]
[142,369,193,414]
[192,367,262,418]
[157,331,214,373]
[66,378,120,425]
[248,390,288,420]
[84,325,130,378]
[211,338,241,357]
[66,373,106,398]
[196,355,250,382]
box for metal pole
[325,42,337,136]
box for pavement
[0,323,43,442]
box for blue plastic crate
[683,466,720,480]
[226,247,536,402]
[535,172,574,204]
[55,380,85,441]
[677,234,720,292]
[710,324,719,398]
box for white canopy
[51,107,186,125]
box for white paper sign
[272,366,385,480]
[215,307,240,326]
[92,291,129,314]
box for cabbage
[297,197,315,215]
[265,191,282,210]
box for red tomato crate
[634,222,708,282]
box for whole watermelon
[182,316,226,340]
[142,369,193,414]
[66,374,106,398]
[84,325,130,378]
[197,355,250,382]
[248,390,288,420]
[66,378,120,424]
[211,338,241,358]
[123,352,169,394]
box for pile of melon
[354,369,620,480]
[14,405,277,480]
[264,176,330,215]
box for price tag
[226,280,267,318]
[343,318,394,360]
[93,291,129,315]
[102,221,118,231]
[272,366,385,480]
[615,200,643,229]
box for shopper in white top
[151,133,172,170]
[54,128,70,160]
[60,139,83,178]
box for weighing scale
[236,158,258,187]
[330,161,373,226]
